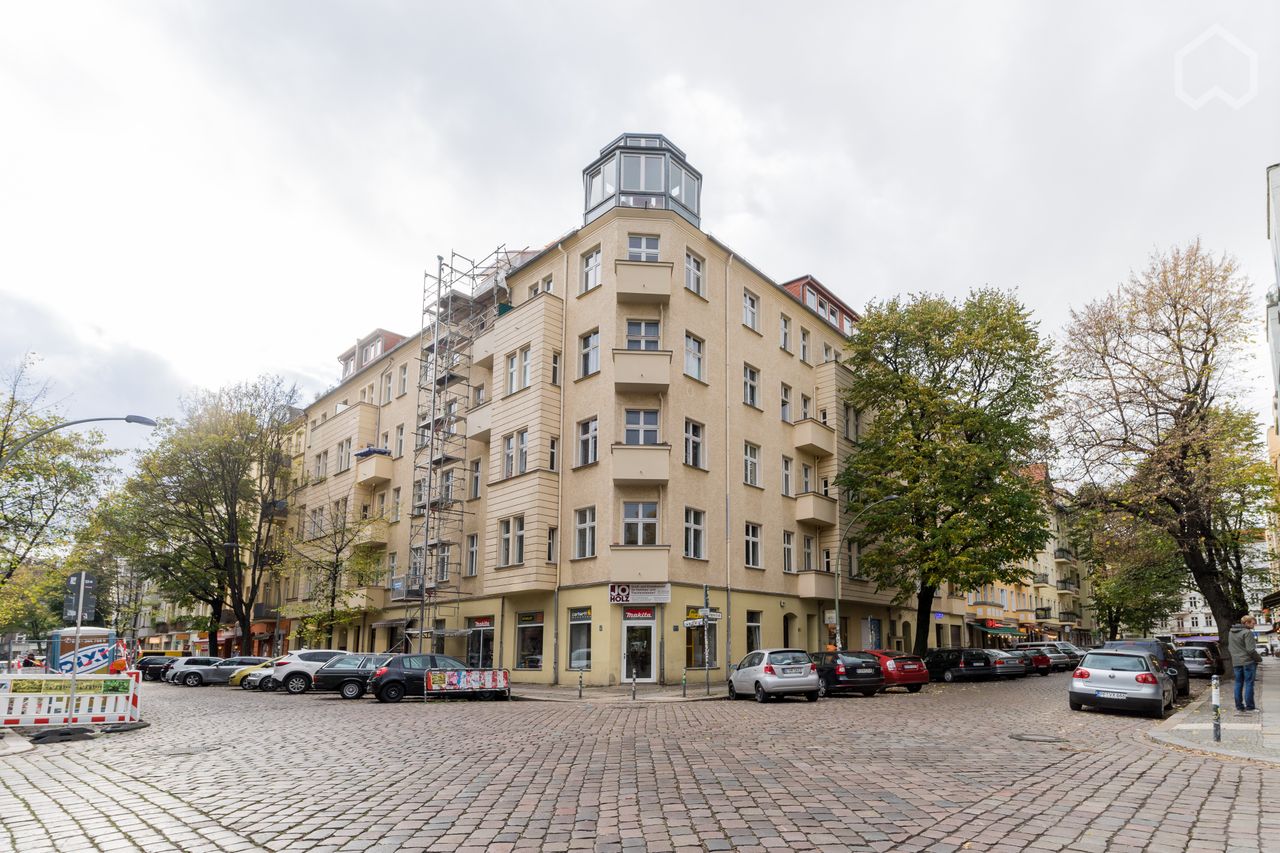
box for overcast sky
[2,1,1278,457]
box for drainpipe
[723,252,735,669]
[552,241,569,685]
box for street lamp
[833,494,900,651]
[0,414,158,470]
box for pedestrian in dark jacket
[1227,616,1262,712]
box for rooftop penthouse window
[584,134,701,227]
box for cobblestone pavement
[2,674,1278,852]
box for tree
[1060,241,1270,663]
[281,488,385,648]
[0,561,69,651]
[0,355,118,591]
[838,289,1057,656]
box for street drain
[1009,734,1068,743]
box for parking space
[1,674,1276,851]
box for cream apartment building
[278,134,974,685]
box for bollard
[632,672,637,701]
[578,669,583,700]
[682,671,687,698]
[1211,674,1221,742]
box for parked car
[1176,646,1220,678]
[313,653,392,699]
[983,649,1028,678]
[165,657,225,684]
[1012,643,1072,672]
[369,653,470,703]
[229,656,281,687]
[727,649,819,702]
[1057,643,1087,666]
[272,650,347,694]
[1068,649,1175,718]
[178,656,268,686]
[810,651,885,698]
[1005,648,1052,676]
[136,656,178,681]
[243,667,277,691]
[856,649,930,693]
[922,648,993,683]
[1180,640,1225,672]
[1101,640,1190,697]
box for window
[780,315,791,351]
[507,349,530,394]
[466,534,478,577]
[568,607,592,670]
[546,527,557,562]
[684,333,704,380]
[624,410,660,445]
[621,154,663,191]
[684,419,704,468]
[376,491,386,518]
[577,417,598,465]
[412,477,427,512]
[388,551,398,579]
[380,430,390,451]
[469,459,482,499]
[743,442,760,486]
[391,487,401,522]
[746,611,762,653]
[551,352,561,386]
[623,501,658,546]
[398,364,409,395]
[503,434,516,478]
[580,331,600,376]
[516,612,543,670]
[626,320,660,350]
[582,248,601,293]
[1191,616,1199,628]
[803,536,814,572]
[520,346,531,388]
[823,343,834,363]
[744,523,761,567]
[684,508,705,559]
[474,384,486,405]
[587,158,614,207]
[337,438,352,472]
[542,274,553,293]
[517,430,528,473]
[743,365,759,407]
[685,606,718,668]
[801,463,813,493]
[685,252,704,296]
[670,163,699,213]
[435,544,451,583]
[743,290,759,330]
[781,457,793,496]
[575,507,596,558]
[382,372,393,404]
[800,328,811,363]
[780,384,792,422]
[313,451,328,480]
[823,549,832,573]
[801,395,812,420]
[627,234,659,262]
[499,516,525,565]
[528,282,541,301]
[549,437,559,471]
[782,531,795,573]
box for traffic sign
[702,611,723,622]
[682,618,704,628]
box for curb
[1145,683,1280,767]
[511,691,724,704]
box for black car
[810,651,886,698]
[922,648,994,683]
[136,656,178,681]
[368,653,469,703]
[313,653,392,699]
[1101,639,1190,697]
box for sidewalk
[512,680,725,703]
[1148,656,1280,764]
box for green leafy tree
[838,289,1057,655]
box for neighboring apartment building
[273,133,989,685]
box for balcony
[344,585,387,611]
[614,259,673,303]
[971,597,1001,607]
[1034,607,1053,621]
[1054,548,1075,563]
[796,570,836,599]
[612,349,672,392]
[792,418,836,457]
[611,444,670,484]
[1056,579,1079,594]
[389,574,425,602]
[467,403,492,443]
[472,325,497,368]
[1032,573,1051,589]
[355,519,389,548]
[1060,610,1081,622]
[608,545,670,583]
[354,452,394,487]
[794,492,837,527]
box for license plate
[971,662,985,667]
[784,667,803,675]
[857,668,875,674]
[1095,690,1125,700]
[902,664,918,670]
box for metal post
[578,669,583,700]
[682,671,687,698]
[703,584,711,697]
[1211,674,1221,742]
[68,571,86,718]
[631,671,636,701]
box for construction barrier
[424,668,510,698]
[0,670,141,727]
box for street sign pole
[68,571,86,713]
[703,584,710,696]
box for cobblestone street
[1,676,1277,852]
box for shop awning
[976,625,1023,636]
[371,618,408,629]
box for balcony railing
[1034,607,1053,620]
[1054,548,1075,562]
[1060,610,1081,622]
[389,574,425,601]
[1056,579,1079,593]
[1033,573,1050,586]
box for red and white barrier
[0,669,141,726]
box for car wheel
[379,683,405,703]
[240,679,255,691]
[805,690,819,702]
[860,688,877,698]
[817,677,831,698]
[284,673,309,695]
[339,681,364,700]
[1039,669,1050,677]
[183,673,202,687]
[1177,681,1189,698]
[1151,700,1170,719]
[942,670,956,683]
[259,677,276,692]
[727,682,738,700]
[1069,699,1083,711]
[906,684,923,694]
[754,683,768,703]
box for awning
[976,625,1023,636]
[371,619,408,629]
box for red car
[857,649,930,693]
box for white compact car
[727,648,820,703]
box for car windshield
[327,655,364,668]
[434,656,467,669]
[1180,648,1206,658]
[768,651,810,666]
[839,653,877,664]
[1082,653,1148,672]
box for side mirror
[728,664,738,672]
[1167,667,1178,676]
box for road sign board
[682,618,704,628]
[701,611,723,622]
[696,607,714,616]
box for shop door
[623,623,655,682]
[467,628,493,668]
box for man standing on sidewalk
[1227,615,1263,713]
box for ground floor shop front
[290,582,971,687]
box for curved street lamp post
[0,415,157,470]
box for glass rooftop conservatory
[583,134,702,227]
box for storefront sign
[623,607,654,620]
[470,617,494,629]
[568,607,591,621]
[609,583,671,604]
[517,612,543,625]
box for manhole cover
[1009,733,1068,743]
[163,745,221,756]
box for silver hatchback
[1068,650,1175,718]
[728,648,820,703]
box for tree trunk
[239,614,252,655]
[912,584,936,657]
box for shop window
[568,607,592,670]
[517,612,544,669]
